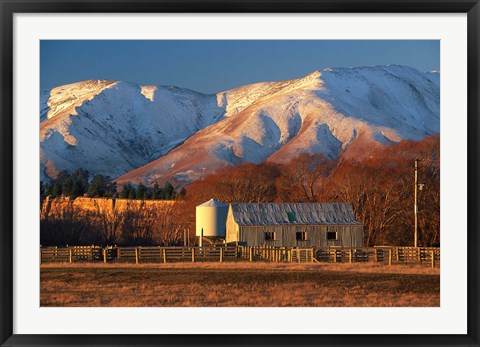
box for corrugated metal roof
[197,199,228,207]
[230,203,360,226]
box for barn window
[326,231,338,240]
[296,231,306,240]
[265,231,275,240]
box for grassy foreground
[40,262,439,307]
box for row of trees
[41,201,188,246]
[322,137,440,247]
[120,182,184,200]
[41,169,118,200]
[41,169,181,202]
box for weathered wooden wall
[237,225,364,248]
[225,207,240,243]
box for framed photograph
[1,1,479,346]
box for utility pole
[414,159,425,248]
[414,159,419,248]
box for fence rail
[40,245,440,267]
[116,246,239,263]
[314,246,439,267]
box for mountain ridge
[40,65,440,186]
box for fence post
[311,248,315,263]
[417,248,421,264]
[395,247,399,262]
[220,248,223,263]
[333,249,337,263]
[191,248,195,263]
[431,250,435,268]
[388,249,393,266]
[135,248,139,265]
[249,247,253,262]
[69,248,72,264]
[163,249,167,263]
[374,249,378,262]
[348,249,353,263]
[103,248,107,264]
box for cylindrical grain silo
[196,199,228,244]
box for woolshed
[225,203,363,248]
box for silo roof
[197,199,228,207]
[230,203,361,226]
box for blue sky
[40,40,439,94]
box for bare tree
[151,203,185,246]
[121,200,155,245]
[277,153,335,202]
[93,199,124,245]
[40,200,100,245]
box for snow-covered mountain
[40,80,225,181]
[40,65,440,185]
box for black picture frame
[1,1,479,346]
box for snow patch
[46,80,118,120]
[140,85,158,102]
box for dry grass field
[40,262,439,307]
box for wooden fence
[116,246,238,264]
[40,245,440,267]
[40,245,103,263]
[41,246,239,264]
[236,246,315,263]
[314,246,440,267]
